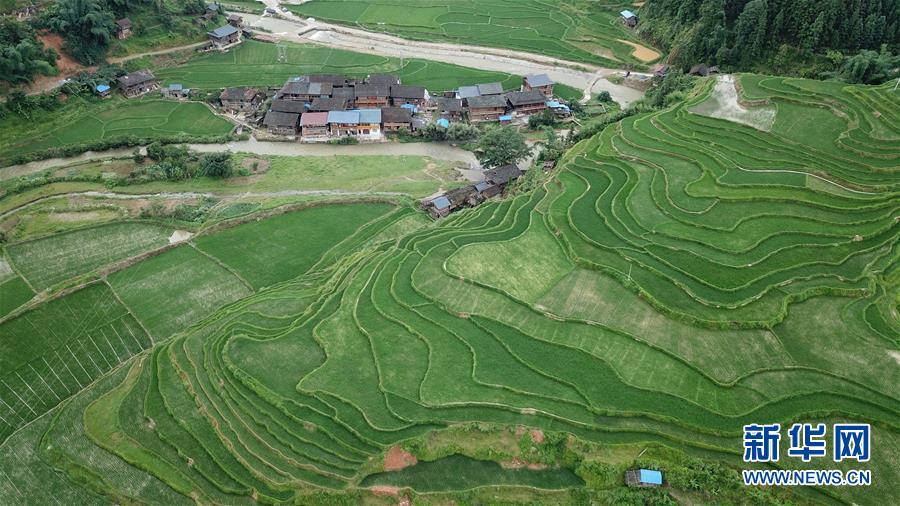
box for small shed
[625,469,663,488]
[161,83,190,99]
[227,14,243,28]
[208,24,240,48]
[95,84,110,97]
[689,64,709,77]
[620,10,637,27]
[115,18,132,40]
[427,196,452,218]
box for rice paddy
[287,0,659,67]
[0,75,896,504]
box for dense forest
[638,0,900,83]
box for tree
[732,0,768,63]
[445,122,479,141]
[146,142,165,161]
[596,91,612,102]
[474,126,531,168]
[200,152,234,178]
[48,0,115,65]
[0,18,57,84]
[838,46,899,84]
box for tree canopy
[474,126,531,169]
[0,18,57,84]
[47,0,116,65]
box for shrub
[199,152,233,178]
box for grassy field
[0,76,896,505]
[5,221,174,290]
[155,39,583,101]
[0,96,234,160]
[287,0,660,67]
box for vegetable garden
[0,75,896,503]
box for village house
[390,85,428,107]
[620,9,638,27]
[357,109,382,137]
[457,81,503,101]
[308,97,348,112]
[484,164,523,189]
[117,69,159,98]
[270,99,306,115]
[505,90,548,116]
[381,107,413,132]
[300,112,329,138]
[310,74,352,87]
[522,74,554,97]
[327,110,360,137]
[466,94,508,122]
[435,97,464,119]
[331,86,356,102]
[95,84,111,98]
[227,14,243,28]
[277,79,333,102]
[263,111,300,135]
[208,24,240,49]
[115,18,132,40]
[354,84,390,108]
[161,83,191,100]
[625,469,663,488]
[457,85,481,100]
[367,74,400,86]
[425,195,452,218]
[220,87,262,112]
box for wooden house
[357,109,382,137]
[381,107,413,132]
[425,195,452,218]
[522,74,554,97]
[354,84,390,108]
[625,469,663,488]
[161,83,191,100]
[505,90,547,116]
[208,24,240,48]
[484,164,523,189]
[117,70,159,98]
[300,112,329,138]
[436,97,464,119]
[308,97,348,112]
[263,111,300,135]
[620,10,637,27]
[367,74,400,86]
[220,87,262,112]
[115,18,132,40]
[270,99,306,114]
[95,84,111,98]
[466,94,508,122]
[327,110,360,137]
[390,85,428,107]
[227,14,243,28]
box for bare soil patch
[168,230,194,244]
[48,210,113,222]
[27,32,95,94]
[616,39,660,62]
[241,157,271,174]
[530,428,545,443]
[369,486,400,497]
[383,446,417,471]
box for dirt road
[241,13,644,106]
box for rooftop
[457,85,481,99]
[116,69,156,87]
[431,196,451,210]
[355,84,390,97]
[621,10,636,18]
[466,94,508,108]
[506,90,546,106]
[271,99,307,114]
[391,85,426,99]
[484,164,522,185]
[525,73,554,87]
[367,73,400,86]
[640,470,663,485]
[208,24,238,38]
[300,112,329,126]
[477,82,503,95]
[309,97,348,112]
[263,111,300,128]
[358,109,382,124]
[327,110,360,124]
[381,107,413,123]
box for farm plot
[288,0,659,67]
[0,98,233,161]
[5,221,174,291]
[155,39,522,93]
[1,76,897,505]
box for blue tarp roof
[499,115,513,121]
[358,109,382,123]
[95,84,110,92]
[639,469,663,485]
[546,100,560,108]
[400,103,417,113]
[436,118,450,128]
[169,83,183,91]
[432,196,451,210]
[621,10,636,18]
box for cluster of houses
[227,72,569,140]
[423,164,524,219]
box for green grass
[107,245,253,340]
[361,454,584,491]
[195,202,395,289]
[0,96,233,160]
[287,0,659,67]
[0,275,33,317]
[5,222,174,291]
[155,39,524,93]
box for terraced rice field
[0,99,234,160]
[155,40,583,100]
[0,76,897,503]
[288,0,659,66]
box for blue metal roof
[432,196,451,210]
[95,84,110,92]
[436,118,450,128]
[169,83,183,91]
[621,10,636,18]
[358,109,381,123]
[209,24,238,38]
[327,110,359,124]
[639,469,662,485]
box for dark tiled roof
[390,85,426,99]
[116,69,156,87]
[270,99,306,113]
[436,97,463,112]
[524,74,553,87]
[484,164,523,185]
[116,18,131,29]
[309,97,348,111]
[466,94,508,108]
[355,84,390,97]
[309,74,349,85]
[505,90,546,106]
[263,111,300,128]
[220,87,258,101]
[367,74,400,85]
[477,82,503,95]
[331,87,356,100]
[381,107,413,123]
